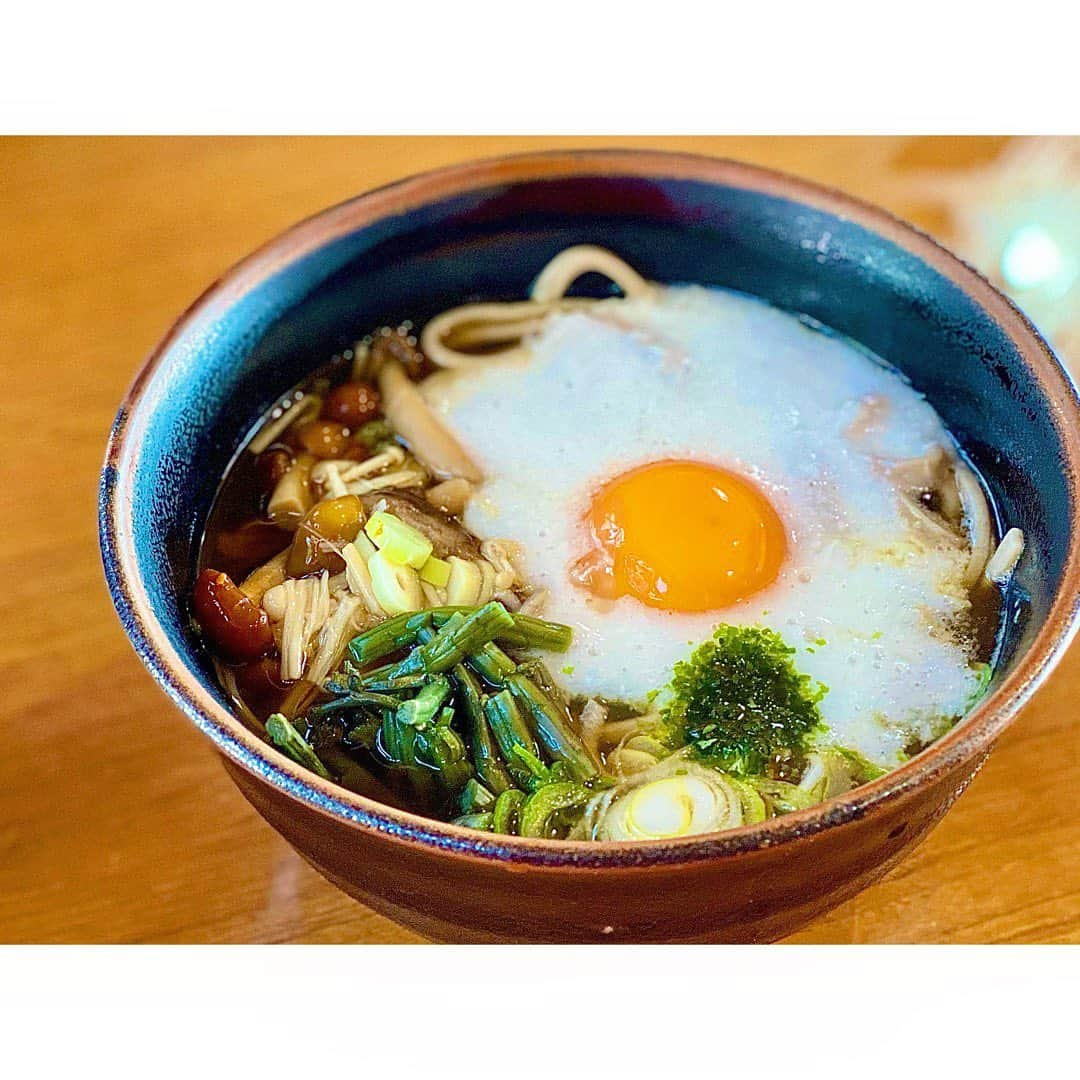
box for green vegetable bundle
[269,601,599,838]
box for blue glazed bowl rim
[100,148,1080,869]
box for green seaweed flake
[659,625,827,776]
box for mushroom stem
[377,359,482,482]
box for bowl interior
[104,161,1076,774]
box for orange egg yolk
[573,460,787,612]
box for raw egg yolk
[574,460,787,612]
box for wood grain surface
[2,136,1076,944]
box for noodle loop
[420,246,654,370]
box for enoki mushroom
[955,465,996,588]
[984,526,1025,585]
[895,444,1025,589]
[248,392,322,456]
[420,245,655,370]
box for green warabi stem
[309,690,400,717]
[483,688,541,780]
[455,665,514,795]
[492,788,526,835]
[452,811,494,831]
[395,675,453,728]
[266,713,331,780]
[457,776,496,814]
[346,605,571,684]
[508,745,575,791]
[427,607,573,652]
[506,674,599,782]
[444,608,571,651]
[467,641,517,686]
[344,716,380,750]
[347,611,427,665]
[518,782,590,839]
[379,713,419,766]
[410,707,473,791]
[390,602,515,678]
[357,673,429,693]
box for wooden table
[3,136,1077,944]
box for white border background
[6,945,1078,1073]
[3,3,1076,1073]
[2,2,1077,133]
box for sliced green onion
[419,555,452,587]
[368,550,423,615]
[746,776,818,815]
[492,789,526,835]
[452,812,494,831]
[445,557,483,606]
[364,510,434,569]
[518,782,589,839]
[730,777,769,824]
[598,772,742,841]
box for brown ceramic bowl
[101,151,1080,942]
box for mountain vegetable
[457,777,496,815]
[456,665,514,795]
[492,788,526,835]
[506,673,599,781]
[389,602,515,677]
[395,675,452,728]
[276,600,586,825]
[518,781,591,839]
[483,688,542,783]
[467,640,517,686]
[346,606,570,668]
[797,747,885,802]
[266,713,331,779]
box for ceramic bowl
[101,150,1080,942]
